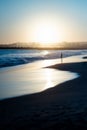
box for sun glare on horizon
[31,20,62,45]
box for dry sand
[0,61,87,130]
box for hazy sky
[0,0,87,44]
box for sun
[32,21,61,44]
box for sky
[0,0,87,44]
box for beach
[1,0,87,129]
[0,56,87,130]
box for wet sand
[0,61,87,130]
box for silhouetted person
[61,52,63,63]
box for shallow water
[0,55,83,100]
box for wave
[0,49,87,68]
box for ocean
[0,49,87,100]
[0,49,87,68]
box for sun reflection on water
[42,50,49,56]
[43,69,55,90]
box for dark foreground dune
[0,61,87,130]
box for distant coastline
[0,42,87,50]
[0,47,87,50]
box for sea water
[0,49,87,68]
[0,49,87,100]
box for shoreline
[0,49,87,69]
[0,61,87,129]
[0,55,80,100]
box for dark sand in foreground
[0,61,87,130]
